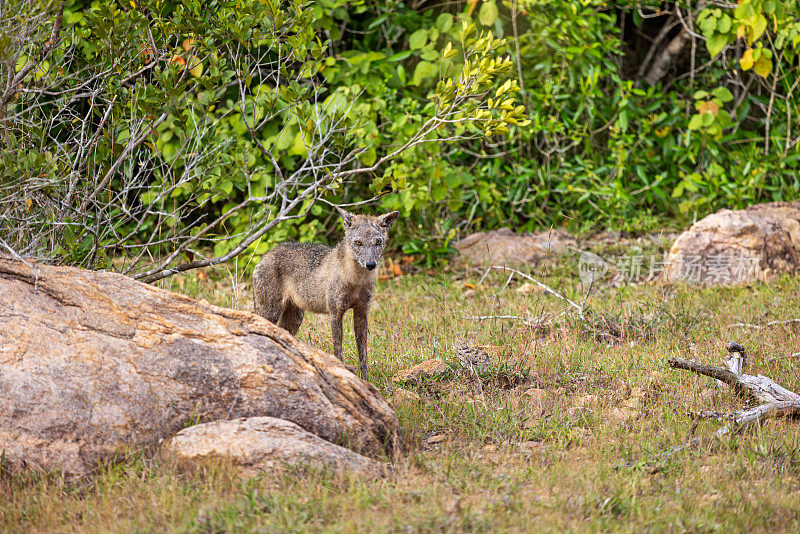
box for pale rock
[163,417,383,477]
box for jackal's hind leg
[255,299,282,324]
[278,302,305,336]
[252,261,282,323]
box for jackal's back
[253,242,335,315]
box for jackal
[252,207,400,380]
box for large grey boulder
[0,258,398,475]
[663,202,800,285]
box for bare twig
[728,318,800,330]
[479,265,584,317]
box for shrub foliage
[1,0,798,273]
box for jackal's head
[337,207,400,271]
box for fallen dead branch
[728,318,800,330]
[765,351,800,363]
[668,341,800,450]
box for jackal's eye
[375,240,382,246]
[354,240,363,246]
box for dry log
[668,342,800,446]
[668,357,800,404]
[0,257,398,475]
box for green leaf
[275,127,294,151]
[706,32,728,57]
[688,114,704,130]
[368,15,386,29]
[717,14,732,34]
[388,50,412,62]
[444,173,462,187]
[693,90,709,99]
[408,29,428,50]
[288,131,308,157]
[618,109,629,133]
[698,15,717,36]
[360,147,377,166]
[420,49,440,61]
[712,87,734,103]
[479,0,498,27]
[749,14,768,44]
[411,61,437,85]
[734,0,756,20]
[436,13,454,33]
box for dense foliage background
[2,0,799,273]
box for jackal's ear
[378,211,400,229]
[336,206,354,229]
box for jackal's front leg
[353,307,369,380]
[330,312,344,361]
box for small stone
[454,228,577,266]
[426,434,447,445]
[629,386,645,399]
[572,394,599,408]
[392,358,449,385]
[608,407,639,423]
[516,283,544,295]
[518,440,544,452]
[622,397,642,410]
[163,417,382,477]
[699,387,716,401]
[462,289,476,299]
[392,388,421,404]
[524,388,547,401]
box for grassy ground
[3,249,800,532]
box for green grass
[3,256,800,532]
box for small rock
[622,396,642,410]
[572,394,599,408]
[629,386,645,399]
[608,407,639,423]
[516,283,544,295]
[392,358,449,385]
[462,289,476,299]
[453,343,493,373]
[392,388,421,404]
[454,228,577,266]
[524,388,547,401]
[699,387,716,401]
[162,417,382,477]
[518,440,545,452]
[426,434,447,445]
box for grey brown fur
[253,208,400,380]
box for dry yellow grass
[2,257,800,532]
